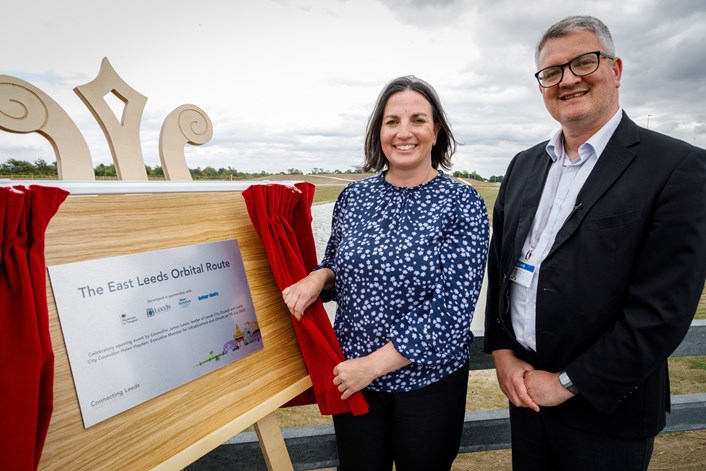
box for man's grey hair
[535,16,615,67]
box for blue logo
[197,292,219,301]
[146,304,171,317]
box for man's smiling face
[537,29,622,135]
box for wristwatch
[559,370,579,395]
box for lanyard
[525,151,588,261]
[525,165,560,260]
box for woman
[282,76,489,470]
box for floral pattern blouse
[318,171,489,392]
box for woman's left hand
[333,342,412,400]
[333,357,377,400]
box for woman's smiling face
[380,89,440,173]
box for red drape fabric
[243,182,368,416]
[0,185,68,471]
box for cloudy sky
[2,0,705,178]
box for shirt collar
[546,108,624,163]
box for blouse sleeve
[315,185,350,302]
[389,186,490,365]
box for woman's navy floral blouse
[318,171,489,392]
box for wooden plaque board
[39,190,312,470]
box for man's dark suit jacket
[484,112,706,437]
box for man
[484,15,706,471]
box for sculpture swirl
[0,79,48,134]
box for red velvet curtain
[0,185,68,471]
[243,182,368,416]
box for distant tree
[143,165,165,178]
[452,170,486,181]
[287,168,303,175]
[469,171,484,181]
[217,166,239,179]
[202,166,218,178]
[0,158,36,175]
[94,163,117,177]
[34,159,57,175]
[488,175,504,183]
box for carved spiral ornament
[159,104,213,180]
[178,106,213,145]
[0,80,48,133]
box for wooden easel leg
[254,412,294,471]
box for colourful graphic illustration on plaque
[198,321,262,365]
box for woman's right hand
[282,268,334,320]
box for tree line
[0,158,502,182]
[0,158,269,180]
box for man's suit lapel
[514,149,552,260]
[547,112,640,258]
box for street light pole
[646,114,653,129]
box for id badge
[509,260,536,288]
